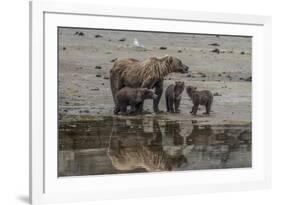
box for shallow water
[58,116,251,177]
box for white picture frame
[30,0,272,204]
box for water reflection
[58,117,251,176]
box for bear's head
[186,86,197,97]
[162,56,189,74]
[174,81,185,96]
[136,88,158,103]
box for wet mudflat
[59,116,251,176]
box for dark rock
[84,110,90,113]
[78,32,84,36]
[63,47,66,50]
[95,66,102,69]
[213,92,222,96]
[178,50,182,53]
[103,76,109,79]
[101,83,105,85]
[240,51,245,55]
[245,76,252,81]
[65,101,69,105]
[91,88,100,91]
[74,31,79,35]
[95,34,103,38]
[211,48,220,54]
[186,74,192,78]
[209,43,220,46]
[96,74,102,77]
[110,58,117,63]
[199,72,207,77]
[119,38,126,41]
[159,46,167,50]
[218,73,222,77]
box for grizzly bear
[165,81,185,113]
[110,56,189,113]
[114,87,158,115]
[186,86,213,115]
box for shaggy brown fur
[114,87,157,115]
[165,81,185,113]
[186,86,213,115]
[110,56,189,113]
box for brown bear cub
[165,81,185,113]
[114,87,157,115]
[186,86,213,115]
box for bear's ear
[162,55,173,64]
[167,56,174,64]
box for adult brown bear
[110,56,189,113]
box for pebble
[119,38,126,41]
[95,34,103,38]
[96,74,102,77]
[211,48,220,54]
[159,46,167,50]
[110,58,117,62]
[209,43,220,46]
[95,66,102,69]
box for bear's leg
[153,81,163,113]
[129,103,138,114]
[175,97,181,113]
[110,73,123,106]
[190,106,194,114]
[192,104,199,115]
[166,96,171,112]
[169,98,175,113]
[113,106,120,115]
[137,102,144,113]
[205,101,211,115]
[120,105,127,115]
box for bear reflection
[107,118,187,172]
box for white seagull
[133,38,145,49]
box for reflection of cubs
[107,119,187,172]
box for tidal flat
[58,28,252,176]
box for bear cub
[186,86,213,115]
[165,81,185,113]
[114,87,157,115]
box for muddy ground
[58,28,252,176]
